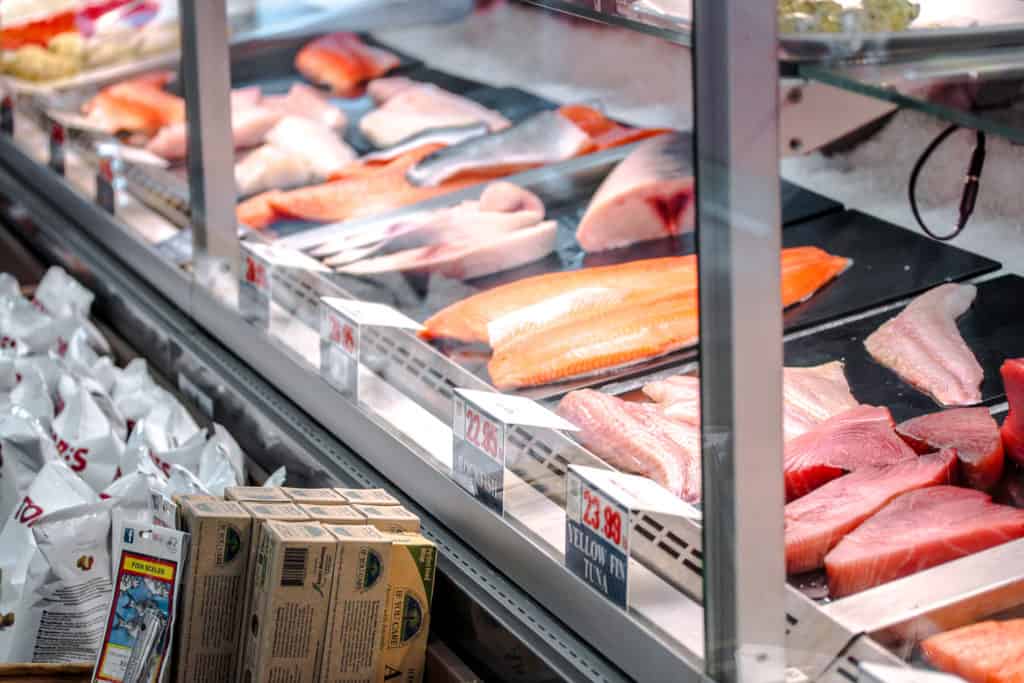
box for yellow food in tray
[779,0,920,33]
[2,43,80,82]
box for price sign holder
[453,389,577,516]
[1,91,14,136]
[48,121,65,176]
[238,242,328,332]
[95,143,119,214]
[319,296,422,403]
[565,464,698,610]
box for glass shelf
[516,0,691,45]
[801,45,1024,144]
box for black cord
[908,123,986,241]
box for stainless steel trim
[179,0,239,275]
[0,134,709,683]
[692,1,785,681]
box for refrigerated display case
[4,1,1024,682]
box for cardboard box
[239,502,310,634]
[283,488,348,505]
[299,504,367,525]
[318,525,392,683]
[175,500,252,683]
[225,486,290,503]
[377,534,437,683]
[334,488,400,507]
[242,521,337,683]
[353,505,420,534]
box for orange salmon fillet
[82,71,184,133]
[923,620,1024,683]
[558,104,671,153]
[237,191,285,230]
[294,32,400,95]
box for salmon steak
[294,32,400,95]
[784,450,955,574]
[825,485,1024,598]
[784,405,917,502]
[483,246,850,389]
[557,389,701,502]
[922,619,1024,683]
[865,283,983,406]
[896,408,1004,491]
[82,71,184,134]
[1000,358,1024,467]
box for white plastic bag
[32,267,94,321]
[0,406,58,522]
[51,376,125,493]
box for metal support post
[693,1,786,682]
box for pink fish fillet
[784,405,917,501]
[785,449,956,574]
[263,83,347,131]
[643,361,859,439]
[825,485,1024,598]
[576,132,696,252]
[146,106,283,160]
[367,76,417,104]
[231,86,263,111]
[337,220,557,280]
[359,83,510,148]
[557,389,701,502]
[865,283,983,406]
[897,408,1004,492]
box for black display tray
[785,274,1024,421]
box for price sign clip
[319,296,422,403]
[453,389,577,517]
[48,121,65,176]
[1,91,14,136]
[95,142,120,214]
[239,242,328,331]
[565,464,698,610]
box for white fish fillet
[406,110,592,188]
[263,115,356,178]
[865,283,983,406]
[576,132,696,252]
[644,361,860,440]
[231,86,263,111]
[146,106,283,160]
[263,83,347,131]
[359,83,509,148]
[235,144,315,197]
[338,220,557,279]
[367,76,417,104]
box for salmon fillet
[825,486,1024,597]
[783,405,916,501]
[485,246,850,389]
[294,32,400,95]
[865,283,983,406]
[785,450,955,574]
[82,71,183,134]
[922,619,1024,683]
[897,408,1004,491]
[557,389,701,501]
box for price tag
[452,389,577,516]
[565,465,697,610]
[1,93,14,136]
[319,297,422,403]
[239,242,271,330]
[49,121,65,176]
[96,148,116,214]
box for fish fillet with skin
[82,71,183,133]
[923,620,1024,683]
[784,405,917,501]
[557,389,701,502]
[146,106,283,161]
[338,220,558,280]
[487,247,850,389]
[897,408,1004,491]
[825,486,1024,598]
[262,82,347,131]
[999,358,1024,467]
[406,109,592,187]
[643,361,859,439]
[361,123,489,164]
[576,132,696,252]
[785,449,956,575]
[294,32,400,94]
[359,83,510,148]
[865,283,983,406]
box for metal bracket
[781,79,899,156]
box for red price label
[327,313,356,355]
[99,157,114,183]
[244,255,268,291]
[581,484,626,552]
[464,405,502,462]
[50,122,64,144]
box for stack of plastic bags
[0,267,246,664]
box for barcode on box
[281,547,308,587]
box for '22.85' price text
[464,406,501,461]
